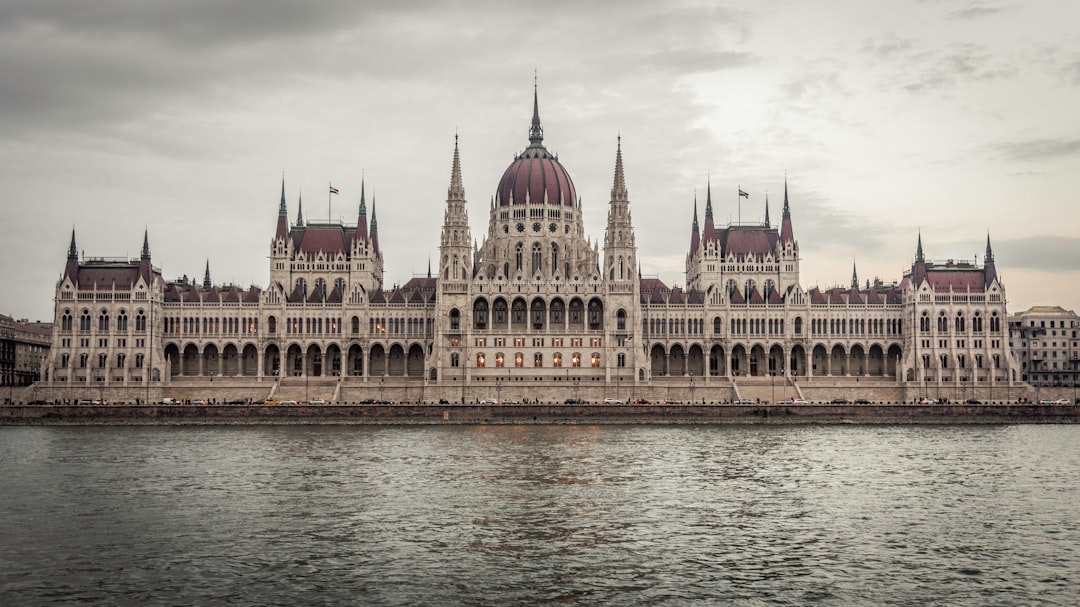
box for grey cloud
[901,43,1017,94]
[947,4,1007,20]
[1062,60,1080,86]
[862,35,914,61]
[998,138,1080,161]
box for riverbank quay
[2,403,1078,425]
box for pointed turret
[689,194,701,255]
[702,178,717,244]
[764,194,771,228]
[356,177,369,243]
[984,232,998,286]
[138,229,154,284]
[203,260,211,289]
[851,261,859,290]
[296,192,304,227]
[275,176,289,241]
[370,198,381,258]
[912,231,928,285]
[141,229,151,261]
[780,177,794,244]
[610,135,628,202]
[916,231,925,264]
[64,228,79,281]
[528,74,543,146]
[449,133,465,201]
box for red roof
[926,270,985,293]
[291,225,353,257]
[496,145,577,207]
[716,227,779,260]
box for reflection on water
[1,425,1078,606]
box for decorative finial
[529,73,543,145]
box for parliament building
[40,90,1023,404]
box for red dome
[496,144,577,207]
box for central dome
[494,88,577,207]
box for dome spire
[610,134,627,201]
[528,71,544,146]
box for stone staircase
[274,377,339,403]
[732,376,799,404]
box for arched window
[453,255,460,279]
[98,311,109,332]
[553,353,563,367]
[955,313,965,333]
[588,299,603,330]
[616,309,626,331]
[268,316,277,334]
[297,278,308,298]
[590,353,601,367]
[531,299,545,330]
[534,352,543,367]
[80,310,91,332]
[511,299,526,326]
[474,299,489,330]
[135,311,146,331]
[572,352,582,367]
[937,313,948,333]
[515,243,523,272]
[493,299,508,327]
[713,316,722,334]
[61,310,73,332]
[515,352,524,368]
[351,316,360,334]
[794,317,803,335]
[618,256,624,280]
[449,308,460,331]
[532,243,542,275]
[495,353,505,367]
[334,277,346,293]
[476,353,486,367]
[551,244,559,277]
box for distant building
[1009,306,1080,387]
[0,314,51,395]
[36,87,1023,402]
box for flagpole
[738,184,741,225]
[328,181,331,223]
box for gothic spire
[851,260,858,290]
[702,177,717,244]
[528,73,543,146]
[356,176,369,243]
[296,191,304,227]
[689,193,701,255]
[984,232,995,265]
[448,132,465,200]
[610,135,628,201]
[764,193,771,228]
[203,260,211,289]
[780,176,795,244]
[371,197,381,258]
[141,228,150,261]
[916,231,925,264]
[68,228,78,260]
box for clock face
[516,223,525,233]
[549,223,557,233]
[532,222,541,233]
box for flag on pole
[329,185,340,195]
[738,188,749,198]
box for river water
[1,424,1077,606]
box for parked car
[634,398,651,404]
[793,399,808,406]
[564,398,584,404]
[77,399,94,406]
[1038,399,1055,405]
[309,398,325,405]
[854,398,871,404]
[830,398,849,404]
[263,398,281,405]
[920,398,938,404]
[161,397,178,405]
[736,398,754,405]
[438,398,450,405]
[602,397,624,404]
[190,399,206,405]
[279,399,298,405]
[1054,399,1071,405]
[965,399,982,404]
[479,398,498,404]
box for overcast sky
[2,0,1078,322]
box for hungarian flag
[329,185,340,195]
[738,188,749,198]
